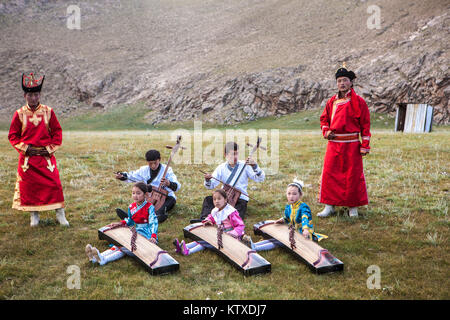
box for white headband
[288,179,304,193]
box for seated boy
[192,141,265,222]
[115,149,180,223]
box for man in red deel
[8,73,69,227]
[317,64,371,218]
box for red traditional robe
[318,88,371,207]
[8,104,65,211]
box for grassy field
[0,103,398,132]
[0,112,448,300]
[61,104,398,131]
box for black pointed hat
[22,72,45,93]
[335,63,356,80]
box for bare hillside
[0,0,448,124]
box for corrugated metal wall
[396,104,433,133]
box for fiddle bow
[199,169,253,201]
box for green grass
[0,103,397,131]
[60,102,153,131]
[0,127,448,299]
[1,101,447,132]
[58,105,397,131]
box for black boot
[157,213,168,223]
[116,208,128,220]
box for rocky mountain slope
[0,0,448,124]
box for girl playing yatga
[242,180,327,251]
[85,182,158,265]
[174,189,245,255]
